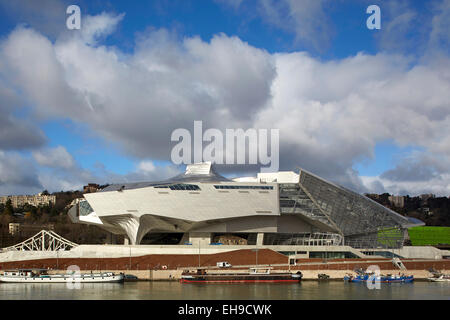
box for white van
[216,262,232,268]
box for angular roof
[101,162,230,192]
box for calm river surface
[0,281,449,300]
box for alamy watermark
[66,264,81,289]
[366,5,381,30]
[66,5,81,30]
[171,121,279,172]
[365,265,381,290]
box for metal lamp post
[252,249,259,266]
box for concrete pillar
[256,233,264,246]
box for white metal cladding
[84,182,279,222]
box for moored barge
[181,267,302,283]
[0,269,124,283]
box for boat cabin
[3,269,48,277]
[249,267,273,275]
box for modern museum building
[68,162,426,258]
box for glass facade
[309,251,360,259]
[361,251,404,258]
[278,170,416,249]
[78,200,94,217]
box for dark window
[214,185,273,190]
[155,184,200,191]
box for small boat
[0,269,124,283]
[123,274,139,282]
[427,272,450,282]
[318,273,330,280]
[344,273,414,283]
[181,267,302,283]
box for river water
[0,281,449,300]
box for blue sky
[0,0,449,196]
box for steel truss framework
[2,230,78,251]
[279,169,417,249]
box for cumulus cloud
[48,26,275,159]
[361,174,450,197]
[0,4,449,196]
[124,162,181,183]
[79,12,125,46]
[0,67,47,151]
[0,0,67,38]
[31,152,182,193]
[137,160,156,173]
[0,111,46,151]
[0,151,43,195]
[361,151,450,196]
[32,146,76,169]
[0,26,85,119]
[254,50,450,192]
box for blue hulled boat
[344,274,414,283]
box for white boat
[0,269,124,283]
[427,274,450,282]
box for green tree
[2,199,13,216]
[50,206,58,217]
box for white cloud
[252,50,450,193]
[0,151,42,195]
[361,174,450,197]
[0,27,84,119]
[32,146,76,169]
[80,12,125,46]
[0,7,449,196]
[0,0,67,38]
[137,160,156,173]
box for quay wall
[1,245,448,263]
[43,269,449,281]
[1,248,449,281]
